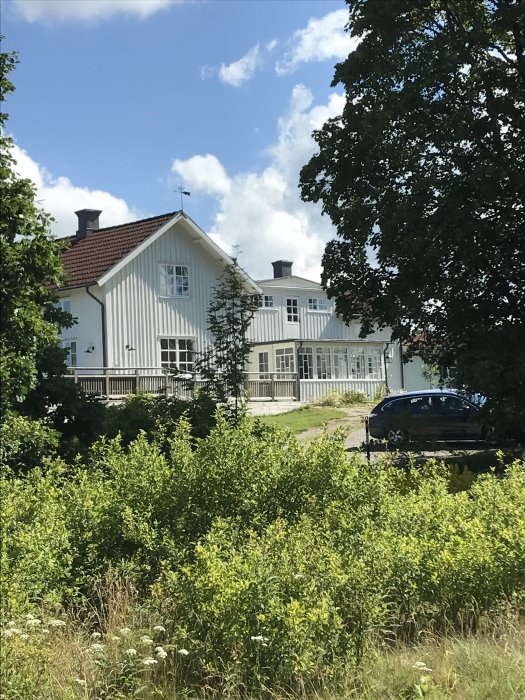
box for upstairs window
[258,295,274,308]
[57,298,71,314]
[308,297,328,311]
[160,338,194,372]
[286,298,298,322]
[160,264,190,297]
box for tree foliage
[194,264,258,419]
[300,1,525,435]
[0,48,70,414]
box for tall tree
[300,0,525,435]
[194,264,258,421]
[0,48,70,414]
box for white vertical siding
[103,221,223,368]
[58,287,104,368]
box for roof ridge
[94,210,180,234]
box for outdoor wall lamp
[125,344,136,351]
[84,345,95,353]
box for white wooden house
[246,261,428,401]
[56,209,429,400]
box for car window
[409,396,433,413]
[438,396,471,412]
[382,398,410,412]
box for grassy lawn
[256,406,348,434]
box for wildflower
[126,648,138,657]
[119,627,132,636]
[140,635,154,645]
[142,657,158,666]
[155,646,168,659]
[153,625,166,633]
[19,634,29,640]
[109,635,121,643]
[6,621,17,628]
[48,619,66,628]
[25,618,41,627]
[91,631,102,639]
[75,679,87,687]
[90,643,105,653]
[250,635,268,643]
[41,629,50,635]
[2,628,20,638]
[177,648,189,656]
[413,661,433,672]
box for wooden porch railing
[65,368,299,401]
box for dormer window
[160,264,190,297]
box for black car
[368,390,488,447]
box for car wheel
[387,428,408,448]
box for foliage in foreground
[2,415,525,696]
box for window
[257,295,274,308]
[299,347,314,379]
[160,338,194,372]
[315,348,332,379]
[275,347,295,373]
[333,348,349,378]
[350,348,366,379]
[160,264,190,297]
[60,340,77,367]
[286,298,298,322]
[308,297,328,311]
[57,298,71,314]
[258,351,270,379]
[367,347,383,380]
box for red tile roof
[58,211,179,289]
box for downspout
[399,342,405,390]
[86,285,107,368]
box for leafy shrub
[313,389,368,407]
[103,392,216,449]
[0,413,60,474]
[2,413,524,694]
[1,463,72,613]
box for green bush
[103,392,217,449]
[313,389,368,407]
[2,412,524,694]
[0,413,60,474]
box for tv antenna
[175,185,191,211]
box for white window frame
[60,339,77,367]
[286,298,299,323]
[299,347,314,379]
[275,347,295,373]
[307,297,329,312]
[258,351,270,379]
[315,347,332,379]
[159,264,190,298]
[333,348,349,379]
[160,337,194,372]
[56,298,72,314]
[258,295,274,309]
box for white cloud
[275,9,360,76]
[171,85,345,281]
[11,0,176,23]
[218,45,262,87]
[10,143,142,237]
[171,154,231,197]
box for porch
[66,368,386,402]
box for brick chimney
[75,209,102,241]
[271,260,293,278]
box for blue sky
[2,0,357,279]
